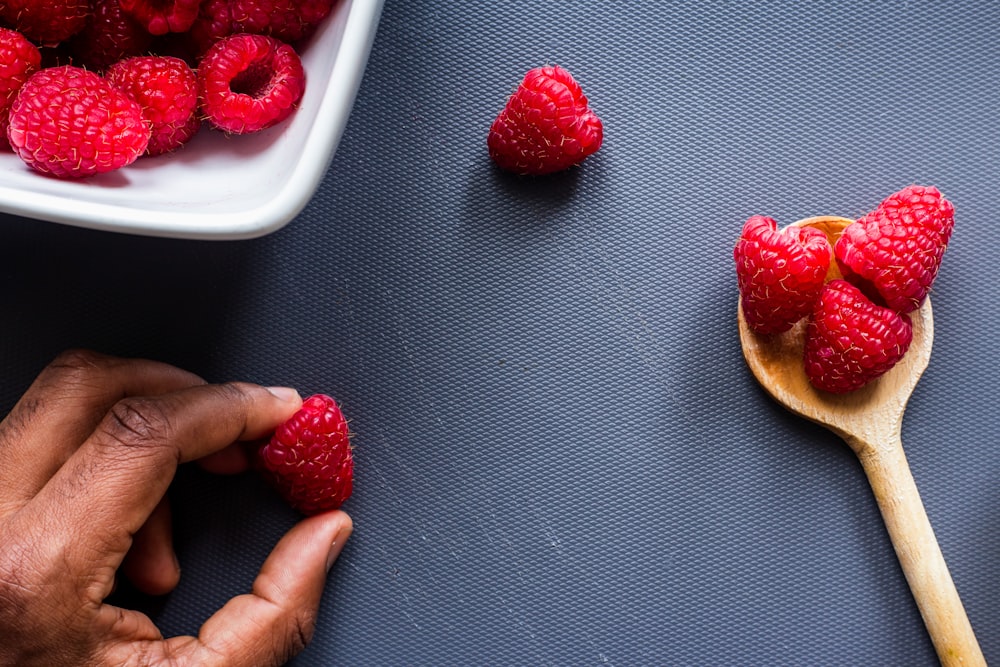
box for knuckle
[287,607,318,654]
[29,349,117,403]
[209,382,254,429]
[44,348,109,385]
[216,381,253,409]
[100,397,177,455]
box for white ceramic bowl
[0,0,383,240]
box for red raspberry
[106,56,200,156]
[0,0,89,45]
[258,394,354,516]
[231,0,335,43]
[803,279,913,393]
[0,28,41,140]
[734,215,832,334]
[187,0,232,57]
[118,0,202,35]
[197,33,305,134]
[188,0,334,56]
[488,65,603,176]
[68,0,155,72]
[7,65,150,179]
[835,185,955,314]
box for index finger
[24,382,302,589]
[0,349,205,510]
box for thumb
[182,510,353,666]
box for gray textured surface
[1,1,998,665]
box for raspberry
[0,0,89,45]
[7,65,150,179]
[835,185,955,313]
[734,215,832,334]
[187,0,335,56]
[68,0,155,72]
[197,33,305,134]
[258,394,354,516]
[0,28,41,140]
[118,0,202,35]
[488,65,603,176]
[106,56,200,156]
[187,0,233,57]
[231,0,335,43]
[803,279,913,393]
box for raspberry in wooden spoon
[734,214,831,335]
[836,185,955,313]
[737,215,983,667]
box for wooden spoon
[738,216,985,666]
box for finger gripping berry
[488,65,603,175]
[258,394,353,516]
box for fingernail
[326,514,353,572]
[266,386,301,403]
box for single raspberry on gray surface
[488,65,604,175]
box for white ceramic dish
[0,0,383,240]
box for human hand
[0,350,353,667]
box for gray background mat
[1,1,998,664]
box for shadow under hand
[0,214,258,394]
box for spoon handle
[853,435,986,667]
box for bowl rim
[0,0,385,240]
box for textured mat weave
[0,2,997,665]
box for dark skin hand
[0,350,353,667]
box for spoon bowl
[738,216,984,667]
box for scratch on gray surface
[543,521,563,552]
[549,220,690,430]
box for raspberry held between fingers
[258,394,354,516]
